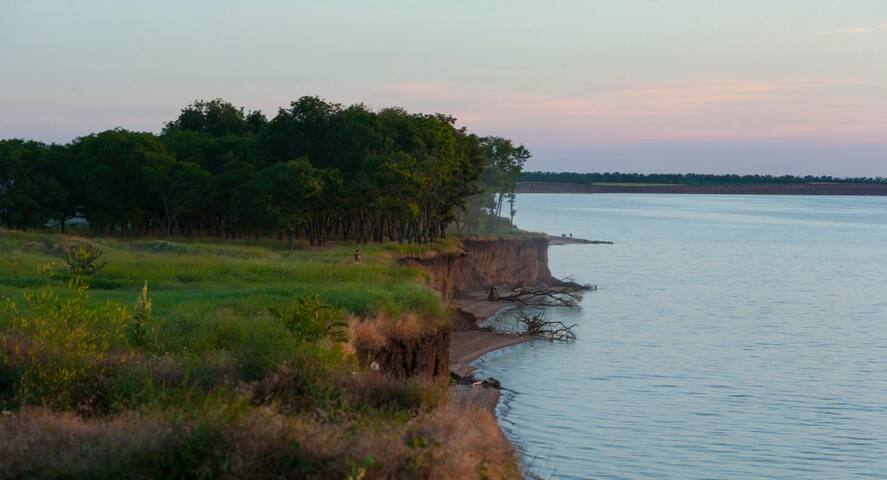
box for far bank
[516,181,887,195]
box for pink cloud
[831,24,887,34]
[376,77,884,145]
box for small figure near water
[353,248,362,264]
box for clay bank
[396,236,592,414]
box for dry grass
[409,404,522,479]
[0,405,521,479]
[252,359,449,416]
[383,313,426,341]
[349,316,386,352]
[349,312,439,353]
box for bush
[269,296,348,343]
[252,360,447,417]
[0,405,522,479]
[0,280,128,412]
[126,281,152,348]
[61,244,108,276]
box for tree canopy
[0,97,528,245]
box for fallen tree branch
[513,308,577,342]
[499,282,585,307]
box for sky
[2,0,886,176]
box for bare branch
[512,308,577,342]
[499,282,585,307]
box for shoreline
[515,181,887,196]
[444,238,580,415]
[448,292,533,415]
[448,319,534,415]
[441,237,592,472]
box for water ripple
[476,194,887,479]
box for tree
[163,98,250,137]
[0,140,65,230]
[0,96,523,246]
[244,159,322,249]
[479,137,530,232]
[145,159,215,238]
[68,129,175,235]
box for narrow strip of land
[451,331,532,371]
[516,181,887,195]
[449,331,532,414]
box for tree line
[0,98,529,246]
[520,171,887,186]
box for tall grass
[0,231,521,478]
[0,404,520,479]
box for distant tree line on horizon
[519,171,887,185]
[0,98,529,245]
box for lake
[474,194,887,479]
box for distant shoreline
[516,181,887,196]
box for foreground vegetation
[0,230,520,479]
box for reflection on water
[474,194,887,479]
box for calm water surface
[474,194,887,479]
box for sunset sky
[2,0,886,175]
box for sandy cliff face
[368,237,553,376]
[401,237,553,300]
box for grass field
[0,230,519,478]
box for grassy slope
[0,230,520,479]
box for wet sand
[449,329,533,415]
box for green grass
[0,231,445,320]
[0,230,524,477]
[0,230,449,410]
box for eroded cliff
[368,236,553,376]
[401,236,553,300]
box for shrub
[350,374,448,414]
[382,313,426,340]
[0,280,128,412]
[349,317,386,352]
[253,360,447,417]
[126,281,152,348]
[61,243,108,276]
[175,272,203,283]
[0,405,522,479]
[269,296,348,343]
[252,355,346,415]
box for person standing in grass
[354,248,362,264]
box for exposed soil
[400,237,553,300]
[374,237,558,412]
[359,325,451,378]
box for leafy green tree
[163,98,249,137]
[244,159,322,249]
[0,96,522,245]
[478,136,530,232]
[0,140,65,230]
[68,129,174,235]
